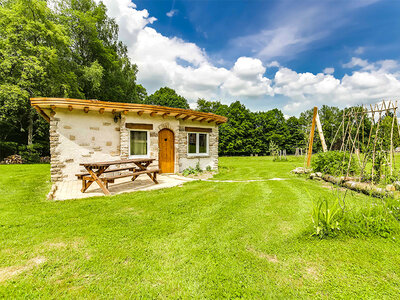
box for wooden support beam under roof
[84,107,89,113]
[99,108,105,114]
[198,117,207,122]
[33,106,50,122]
[68,105,73,111]
[123,110,128,115]
[50,105,56,111]
[150,112,157,117]
[29,97,228,124]
[162,112,170,119]
[207,119,214,123]
[191,116,201,122]
[112,109,116,114]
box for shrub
[206,165,212,172]
[18,144,41,163]
[311,151,358,176]
[0,141,18,161]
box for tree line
[1,0,398,161]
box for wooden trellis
[328,100,400,179]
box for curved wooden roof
[30,97,227,124]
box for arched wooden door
[158,129,175,173]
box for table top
[80,158,155,167]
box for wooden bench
[76,168,160,192]
[75,166,137,179]
[78,158,159,195]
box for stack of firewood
[1,154,23,164]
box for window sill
[187,154,210,158]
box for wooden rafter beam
[162,112,170,119]
[207,119,214,123]
[33,106,50,122]
[29,97,229,124]
[137,111,144,116]
[123,110,128,115]
[112,109,116,114]
[182,115,190,121]
[84,107,89,113]
[68,105,73,111]
[191,116,201,122]
[99,108,105,114]
[150,112,157,117]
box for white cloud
[166,9,178,17]
[96,0,274,101]
[278,67,400,114]
[323,67,334,74]
[354,46,365,55]
[96,0,400,116]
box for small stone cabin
[31,98,227,182]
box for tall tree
[0,0,75,145]
[144,87,189,109]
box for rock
[315,172,323,178]
[393,181,400,190]
[292,167,311,174]
[386,184,396,192]
[309,173,316,179]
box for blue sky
[100,0,400,115]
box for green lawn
[0,157,399,298]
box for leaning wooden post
[315,111,327,152]
[306,107,318,167]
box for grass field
[1,156,399,298]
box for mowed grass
[0,157,399,298]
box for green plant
[206,165,212,172]
[268,140,279,156]
[182,163,203,176]
[18,144,41,163]
[308,188,345,238]
[311,151,358,176]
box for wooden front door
[158,129,175,173]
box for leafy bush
[18,144,42,163]
[311,151,358,176]
[206,165,212,172]
[0,141,18,161]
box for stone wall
[49,109,121,181]
[48,108,220,182]
[177,120,219,171]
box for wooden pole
[306,107,318,167]
[315,111,327,152]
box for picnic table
[76,158,159,195]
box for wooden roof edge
[30,97,228,123]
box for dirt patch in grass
[247,247,278,263]
[0,256,46,283]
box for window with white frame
[188,132,208,155]
[129,130,149,157]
